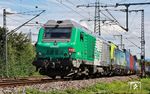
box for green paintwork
[36,27,96,63]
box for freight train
[33,20,138,79]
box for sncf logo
[128,81,141,90]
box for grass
[25,78,150,94]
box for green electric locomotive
[33,20,137,79]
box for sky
[0,0,150,59]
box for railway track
[0,77,65,87]
[0,75,138,88]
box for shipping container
[115,49,120,65]
[115,49,126,67]
[130,55,134,70]
[124,50,130,70]
[133,56,137,71]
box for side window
[80,32,84,41]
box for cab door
[80,32,88,60]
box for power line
[77,0,102,35]
[116,3,147,77]
[13,14,31,21]
[110,25,141,49]
[77,1,141,48]
[105,9,126,31]
[115,2,150,32]
[124,37,141,49]
[7,10,46,35]
[15,10,45,16]
[118,0,128,3]
[96,7,142,50]
[109,9,141,40]
[55,0,86,18]
[6,16,23,23]
[128,12,138,29]
[66,0,94,18]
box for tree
[0,27,36,77]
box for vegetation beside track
[26,78,150,94]
[0,27,36,77]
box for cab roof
[44,20,82,28]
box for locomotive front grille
[46,48,64,56]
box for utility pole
[77,2,127,35]
[94,0,101,35]
[115,2,150,77]
[3,9,8,77]
[116,2,150,32]
[3,9,6,28]
[128,9,145,77]
[2,9,45,77]
[141,10,145,77]
[77,0,101,35]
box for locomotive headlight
[69,52,72,55]
[38,52,42,56]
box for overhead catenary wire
[65,0,94,18]
[118,0,128,3]
[100,11,117,25]
[105,9,126,31]
[78,0,88,4]
[15,10,45,16]
[100,7,142,42]
[55,0,87,18]
[78,0,142,50]
[66,0,87,11]
[110,9,141,40]
[13,14,31,21]
[99,8,126,30]
[6,16,23,23]
[75,0,141,49]
[99,8,141,41]
[4,0,144,51]
[111,25,141,49]
[7,10,46,35]
[128,12,138,28]
[7,17,42,27]
[28,0,73,21]
[124,37,141,49]
[122,11,142,41]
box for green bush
[0,27,36,77]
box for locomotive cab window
[80,32,84,41]
[43,27,71,41]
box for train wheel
[39,68,46,75]
[51,76,56,79]
[61,76,64,79]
